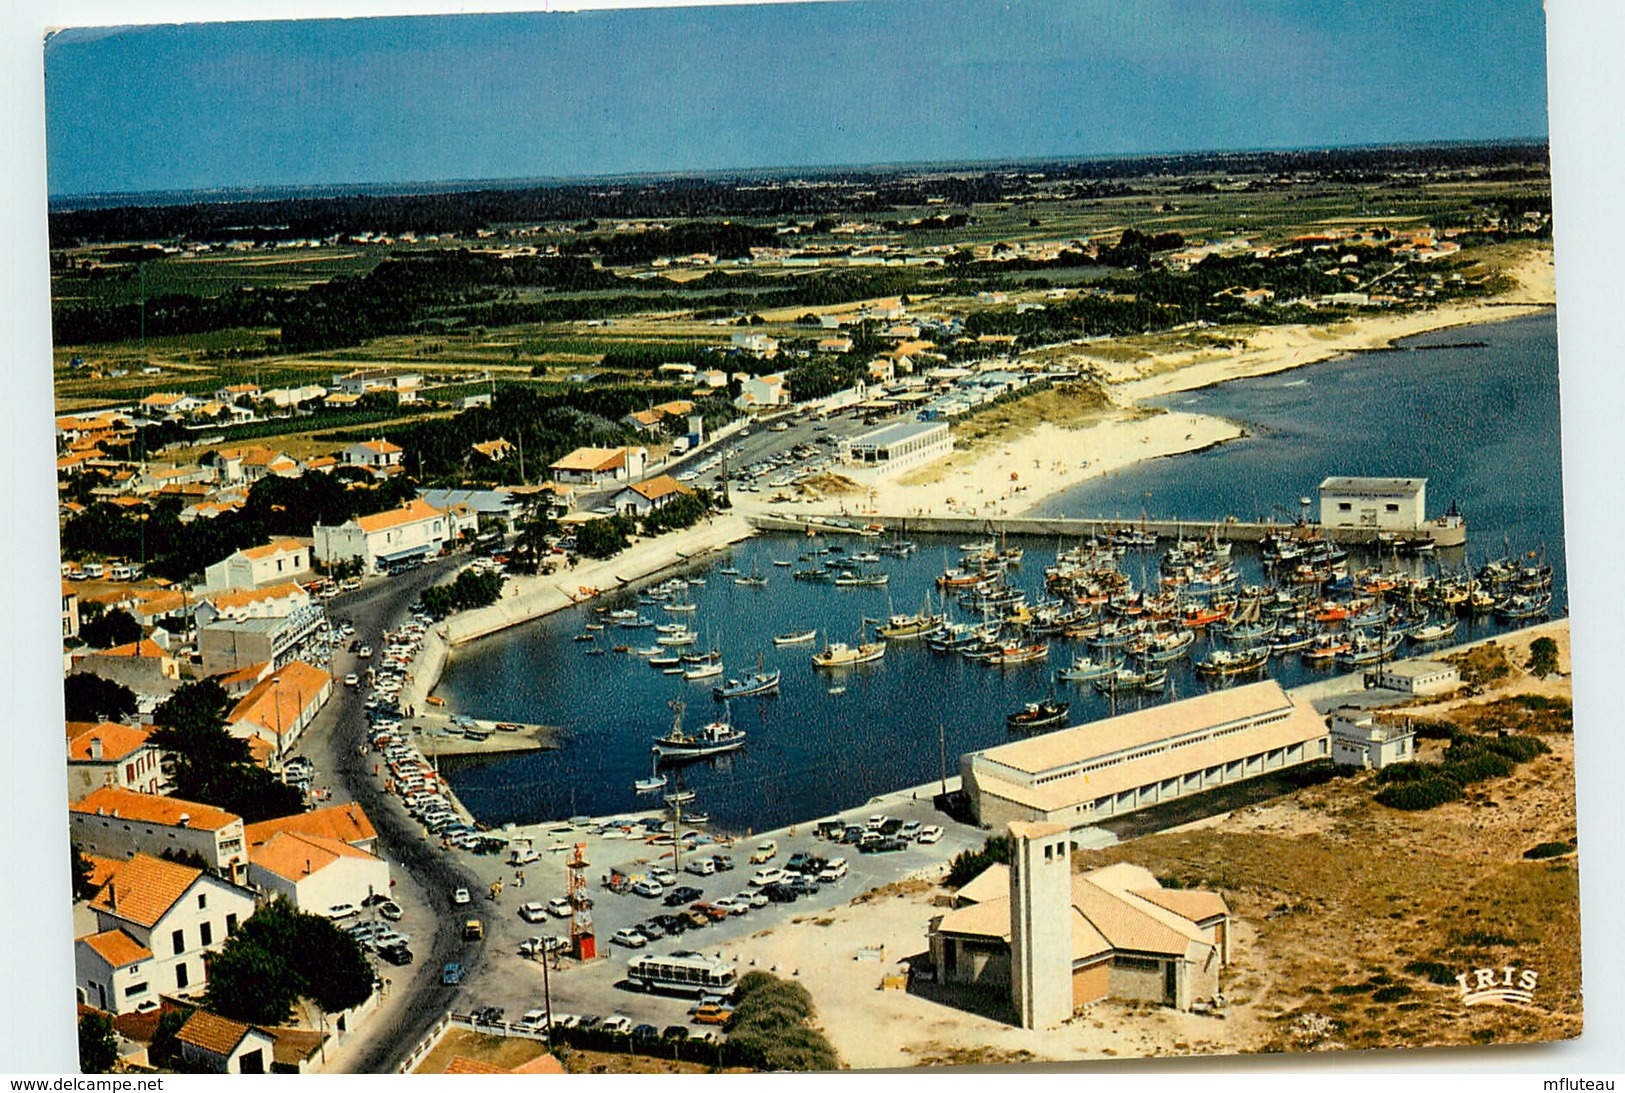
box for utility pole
[540,940,554,1051]
[938,723,948,798]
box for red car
[689,902,730,922]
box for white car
[749,867,787,888]
[519,901,548,923]
[547,898,573,918]
[917,825,944,844]
[739,890,768,909]
[630,879,664,898]
[713,896,748,916]
[451,887,471,906]
[344,673,360,687]
[610,929,647,949]
[599,1014,635,1035]
[325,903,359,920]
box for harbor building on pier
[1318,476,1427,530]
[960,681,1330,830]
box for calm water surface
[439,312,1566,832]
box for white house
[1375,658,1461,696]
[70,786,247,875]
[313,498,451,572]
[341,439,405,474]
[612,474,695,517]
[66,722,166,802]
[224,660,333,758]
[195,582,313,628]
[202,539,313,591]
[77,854,257,1013]
[333,368,421,403]
[1330,708,1417,769]
[176,1011,279,1074]
[734,373,788,410]
[547,446,648,486]
[839,419,953,480]
[249,831,391,914]
[1319,476,1427,530]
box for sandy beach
[744,247,1555,525]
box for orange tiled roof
[251,831,378,883]
[90,640,169,660]
[73,786,239,832]
[444,1057,507,1074]
[88,854,205,928]
[354,439,403,455]
[626,474,692,503]
[81,928,152,968]
[549,446,630,473]
[206,582,307,612]
[84,854,121,893]
[216,661,272,688]
[244,802,377,850]
[66,722,153,763]
[227,661,331,735]
[353,499,444,534]
[238,538,307,561]
[177,1010,257,1057]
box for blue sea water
[438,311,1566,833]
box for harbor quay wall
[748,512,1466,547]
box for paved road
[286,557,492,1073]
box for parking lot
[434,780,986,1034]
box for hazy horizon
[43,0,1551,200]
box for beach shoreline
[741,248,1555,526]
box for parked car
[749,867,787,888]
[377,945,413,966]
[917,825,944,844]
[325,903,359,920]
[611,928,648,949]
[599,1015,635,1035]
[547,898,573,918]
[663,886,703,907]
[630,878,664,898]
[749,840,778,864]
[519,901,549,923]
[692,1003,734,1026]
[451,887,471,906]
[377,900,404,921]
[441,962,466,985]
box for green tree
[78,1011,119,1073]
[64,674,137,723]
[147,1008,192,1070]
[151,679,303,823]
[71,844,98,900]
[204,937,302,1025]
[575,516,632,559]
[207,900,373,1024]
[724,972,839,1071]
[80,607,144,649]
[1526,636,1560,678]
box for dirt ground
[715,621,1580,1069]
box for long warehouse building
[962,680,1331,829]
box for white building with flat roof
[962,680,1330,830]
[1375,658,1460,696]
[1330,709,1416,769]
[838,419,953,480]
[1319,476,1426,529]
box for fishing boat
[611,645,632,654]
[717,565,740,576]
[834,570,889,587]
[793,568,833,582]
[1006,699,1070,731]
[572,633,595,643]
[584,622,604,631]
[633,645,663,657]
[1131,628,1196,663]
[653,700,747,760]
[734,561,769,587]
[1194,647,1270,677]
[1058,654,1122,682]
[648,655,681,668]
[773,629,818,645]
[713,661,782,700]
[1093,666,1168,693]
[983,642,1049,666]
[771,559,794,567]
[633,750,668,794]
[1300,634,1351,662]
[1334,631,1404,666]
[1267,625,1318,654]
[812,640,887,669]
[462,727,491,742]
[608,608,639,620]
[873,605,947,639]
[664,789,697,806]
[683,661,723,680]
[1495,593,1551,621]
[664,601,698,613]
[656,628,699,647]
[618,615,654,629]
[1408,618,1459,643]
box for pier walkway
[748,511,1467,547]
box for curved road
[294,558,488,1073]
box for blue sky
[43,0,1551,197]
